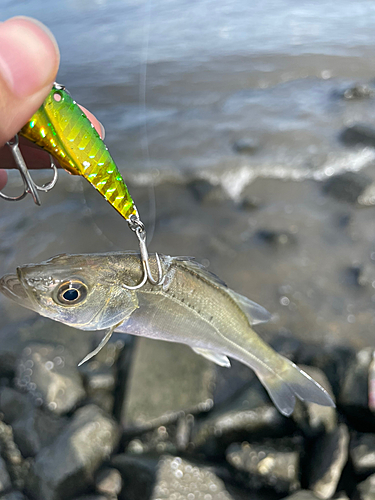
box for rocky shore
[2,158,375,498]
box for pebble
[340,124,375,148]
[306,424,349,499]
[95,467,122,496]
[121,338,216,431]
[112,454,236,500]
[350,433,375,474]
[357,473,375,500]
[322,171,372,204]
[0,387,67,457]
[192,379,294,458]
[226,438,301,493]
[0,455,11,495]
[233,138,259,155]
[29,405,120,500]
[15,342,86,415]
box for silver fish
[0,252,334,416]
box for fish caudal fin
[256,355,335,417]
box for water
[2,0,375,186]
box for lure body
[19,84,137,220]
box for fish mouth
[0,272,37,311]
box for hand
[0,17,104,191]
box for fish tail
[254,355,335,416]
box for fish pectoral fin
[192,347,231,367]
[78,323,120,367]
[227,289,272,325]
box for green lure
[19,83,137,221]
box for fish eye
[54,280,87,306]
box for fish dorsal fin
[226,289,272,325]
[192,347,231,367]
[174,258,227,287]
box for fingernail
[0,17,59,98]
[99,121,106,140]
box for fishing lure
[0,83,163,288]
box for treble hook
[123,214,165,290]
[0,135,58,205]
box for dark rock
[0,455,11,495]
[357,473,375,500]
[322,171,372,203]
[71,497,108,500]
[282,491,321,500]
[233,138,259,155]
[188,179,228,204]
[15,342,86,415]
[306,424,349,499]
[0,387,67,457]
[0,493,30,500]
[112,454,237,500]
[125,421,183,456]
[343,265,368,287]
[121,338,215,431]
[350,432,375,474]
[213,359,257,408]
[292,366,337,437]
[338,347,375,427]
[255,229,297,247]
[296,342,354,401]
[29,404,120,500]
[340,124,375,148]
[95,467,122,496]
[192,379,294,459]
[340,84,374,100]
[0,420,30,491]
[226,437,301,493]
[79,338,125,414]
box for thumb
[0,16,60,147]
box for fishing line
[139,0,157,246]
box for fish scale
[19,83,137,221]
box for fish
[19,83,138,221]
[0,252,335,417]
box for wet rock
[0,455,11,495]
[233,138,259,155]
[296,342,354,401]
[292,366,337,437]
[340,124,375,148]
[0,493,30,500]
[226,438,301,493]
[213,359,257,408]
[282,491,321,500]
[339,84,374,100]
[357,473,375,500]
[95,467,122,497]
[125,420,185,456]
[188,179,228,204]
[322,171,372,203]
[71,496,108,500]
[192,379,294,459]
[338,347,375,427]
[29,404,120,500]
[15,342,86,415]
[0,387,67,457]
[0,420,30,492]
[306,424,349,499]
[112,454,236,500]
[350,432,375,474]
[79,338,125,414]
[255,229,297,247]
[121,338,215,431]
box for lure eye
[54,280,88,306]
[53,91,63,102]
